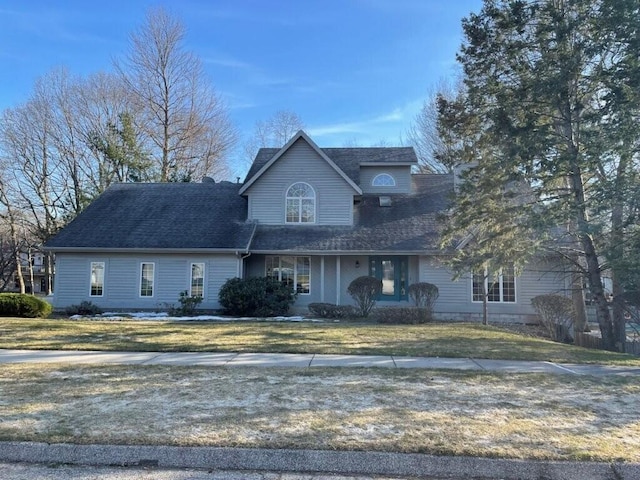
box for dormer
[357,147,418,194]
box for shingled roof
[46,181,255,251]
[244,146,418,187]
[249,174,453,254]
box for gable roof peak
[239,130,362,195]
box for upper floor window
[472,266,516,303]
[372,173,396,187]
[286,182,315,223]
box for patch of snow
[70,312,327,323]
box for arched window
[372,173,396,187]
[286,182,315,223]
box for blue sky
[0,0,482,172]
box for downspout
[237,221,258,279]
[336,256,341,305]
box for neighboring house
[45,131,570,321]
[8,248,48,294]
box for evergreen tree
[438,0,640,351]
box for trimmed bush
[219,277,296,317]
[347,276,382,318]
[408,282,439,308]
[408,282,439,321]
[372,306,431,324]
[65,301,103,316]
[0,293,52,318]
[308,302,358,319]
[531,294,575,343]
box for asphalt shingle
[46,181,254,251]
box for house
[45,131,569,321]
[6,247,49,295]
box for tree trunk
[568,154,615,350]
[609,150,631,352]
[27,247,35,294]
[612,275,627,353]
[571,269,588,333]
[7,212,25,294]
[44,252,53,296]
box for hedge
[0,293,53,318]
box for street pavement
[1,349,639,479]
[0,462,413,480]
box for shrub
[531,294,575,343]
[308,302,358,319]
[0,293,52,318]
[65,301,103,316]
[168,290,203,316]
[347,276,382,318]
[218,277,296,317]
[408,282,439,321]
[372,306,431,324]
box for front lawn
[1,363,638,461]
[0,318,638,365]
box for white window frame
[190,262,205,298]
[471,267,516,303]
[285,182,316,224]
[90,261,105,297]
[265,256,311,295]
[372,173,396,187]
[140,262,155,298]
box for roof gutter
[42,247,249,254]
[248,249,447,256]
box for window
[372,173,396,187]
[286,182,315,223]
[266,256,310,294]
[472,266,516,303]
[140,262,155,297]
[90,262,104,296]
[190,263,205,298]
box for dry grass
[0,363,638,462]
[0,318,639,365]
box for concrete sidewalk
[1,348,639,375]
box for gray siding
[419,256,569,322]
[359,166,412,194]
[245,139,355,225]
[52,253,240,311]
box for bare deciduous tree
[115,7,236,182]
[243,110,304,166]
[405,79,461,173]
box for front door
[369,256,408,301]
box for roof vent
[202,176,215,183]
[379,196,392,207]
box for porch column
[320,256,325,303]
[336,256,341,305]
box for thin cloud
[307,99,426,145]
[202,55,254,70]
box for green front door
[369,256,408,301]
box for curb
[1,442,639,479]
